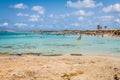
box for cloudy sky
[0,0,120,30]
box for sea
[0,32,120,55]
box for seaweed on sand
[70,54,83,56]
[0,52,12,55]
[41,53,62,56]
[22,52,42,56]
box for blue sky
[0,0,120,30]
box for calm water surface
[0,32,120,55]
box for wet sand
[0,55,120,80]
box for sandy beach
[0,55,120,80]
[0,0,120,79]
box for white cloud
[115,19,120,24]
[75,10,85,15]
[14,23,28,28]
[49,14,54,18]
[59,13,70,18]
[78,16,84,21]
[32,6,44,14]
[96,2,103,7]
[71,23,80,27]
[67,0,103,8]
[75,10,94,16]
[29,24,35,27]
[11,3,28,9]
[59,14,69,18]
[49,13,70,19]
[16,13,29,17]
[29,15,40,22]
[103,3,120,13]
[0,22,9,27]
[99,16,114,21]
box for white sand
[0,55,120,80]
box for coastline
[0,31,120,80]
[0,54,120,80]
[1,0,120,80]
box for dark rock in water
[40,37,44,38]
[26,46,36,49]
[70,54,82,56]
[22,53,42,56]
[3,46,12,48]
[11,54,22,56]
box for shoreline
[0,31,120,80]
[0,52,120,58]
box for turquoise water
[0,32,120,55]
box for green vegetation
[97,25,102,30]
[0,52,12,55]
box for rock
[114,68,119,72]
[42,54,62,56]
[11,54,22,56]
[61,71,84,80]
[114,74,119,80]
[3,46,12,48]
[70,54,82,56]
[22,53,42,56]
[6,71,26,78]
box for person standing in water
[77,33,82,40]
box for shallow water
[0,32,120,55]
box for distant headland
[1,29,120,38]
